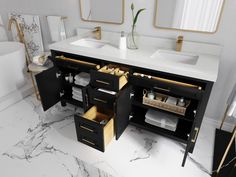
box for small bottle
[177,97,186,107]
[119,31,127,50]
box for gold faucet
[176,35,184,52]
[92,26,101,40]
[8,17,31,69]
[8,17,25,43]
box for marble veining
[0,94,217,177]
[130,138,157,162]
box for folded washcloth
[72,91,82,98]
[72,95,83,102]
[74,80,89,86]
[72,87,82,93]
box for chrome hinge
[60,91,65,97]
[193,110,197,117]
[130,92,134,99]
[129,115,133,120]
[56,72,61,78]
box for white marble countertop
[49,29,221,82]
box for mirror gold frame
[154,0,226,34]
[79,0,125,25]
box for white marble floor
[0,95,218,177]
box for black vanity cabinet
[35,50,214,167]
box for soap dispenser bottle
[119,31,127,50]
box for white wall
[0,0,236,122]
[90,0,122,23]
[156,0,177,28]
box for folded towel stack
[72,87,83,102]
[145,109,178,132]
[74,72,90,86]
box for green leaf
[133,8,146,26]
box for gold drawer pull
[56,55,100,69]
[96,80,110,85]
[94,98,108,104]
[154,87,170,92]
[80,125,94,132]
[191,128,199,143]
[82,138,95,146]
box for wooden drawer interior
[97,64,129,90]
[80,106,114,149]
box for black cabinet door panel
[35,67,62,111]
[115,85,132,140]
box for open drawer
[88,87,117,109]
[74,106,114,152]
[52,55,101,71]
[90,64,129,91]
[129,72,205,100]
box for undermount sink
[151,50,199,65]
[70,38,107,49]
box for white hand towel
[0,15,8,41]
[47,16,66,42]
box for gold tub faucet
[92,26,101,40]
[176,35,184,52]
[8,17,25,43]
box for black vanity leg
[61,100,67,107]
[189,147,194,153]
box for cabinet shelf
[132,100,195,122]
[130,106,193,144]
[62,96,84,107]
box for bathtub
[0,42,32,110]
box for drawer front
[77,132,104,152]
[129,75,204,100]
[90,70,119,91]
[88,88,116,109]
[74,114,103,137]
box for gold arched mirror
[154,0,225,33]
[79,0,125,25]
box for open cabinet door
[115,85,132,140]
[35,67,62,111]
